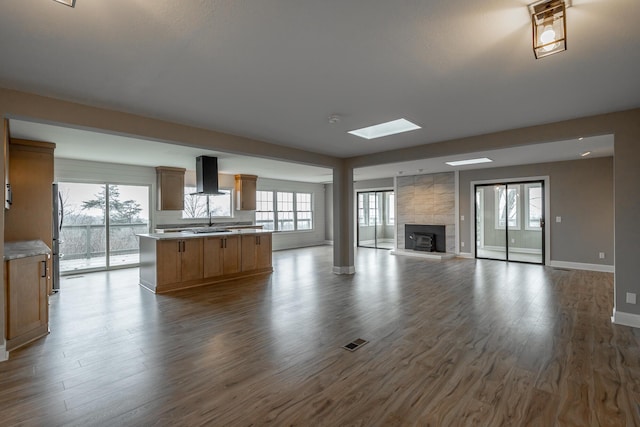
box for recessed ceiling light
[445,157,493,166]
[348,118,421,140]
[580,151,591,157]
[54,0,76,6]
[578,137,584,141]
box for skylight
[445,157,493,166]
[348,119,421,140]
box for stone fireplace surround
[396,172,455,255]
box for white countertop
[4,240,51,260]
[138,229,272,240]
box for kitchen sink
[189,228,228,234]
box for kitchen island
[138,229,272,293]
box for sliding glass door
[58,182,150,273]
[475,181,544,264]
[357,191,395,250]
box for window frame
[257,190,314,232]
[181,187,233,219]
[524,183,543,230]
[494,185,521,230]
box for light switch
[627,293,636,304]
[556,216,562,223]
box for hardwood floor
[1,246,639,426]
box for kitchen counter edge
[138,229,273,240]
[4,240,52,260]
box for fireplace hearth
[405,224,446,253]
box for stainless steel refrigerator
[52,183,63,292]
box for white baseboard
[457,252,474,259]
[482,245,542,255]
[333,265,356,275]
[0,344,8,362]
[549,260,615,273]
[611,309,640,328]
[390,249,456,261]
[324,240,333,246]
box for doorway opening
[357,190,395,250]
[475,181,545,264]
[57,182,151,274]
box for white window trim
[257,190,314,232]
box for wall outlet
[461,241,465,248]
[599,252,605,259]
[556,216,562,223]
[460,215,465,221]
[627,292,637,304]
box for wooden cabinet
[156,238,203,286]
[156,166,186,211]
[203,235,241,278]
[3,118,10,210]
[235,174,257,211]
[5,254,49,351]
[139,232,273,293]
[241,233,272,272]
[5,139,55,293]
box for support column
[332,160,355,274]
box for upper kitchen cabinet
[235,174,257,211]
[4,139,55,246]
[3,118,10,209]
[156,166,185,211]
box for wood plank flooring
[1,246,639,426]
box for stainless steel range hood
[191,156,225,195]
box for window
[368,195,380,225]
[296,193,312,230]
[257,191,313,231]
[256,190,275,230]
[386,193,395,225]
[182,188,232,219]
[525,184,543,230]
[358,194,366,225]
[495,185,520,229]
[277,191,294,231]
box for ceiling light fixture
[348,118,421,140]
[529,0,568,59]
[54,0,76,7]
[445,158,493,167]
[580,151,591,157]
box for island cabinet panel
[157,240,181,286]
[139,232,272,293]
[156,239,203,286]
[204,235,241,278]
[241,233,272,272]
[5,254,49,351]
[181,239,204,282]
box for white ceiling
[1,1,637,180]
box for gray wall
[397,172,455,252]
[324,183,333,242]
[354,177,394,190]
[459,157,614,265]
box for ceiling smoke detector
[328,114,341,124]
